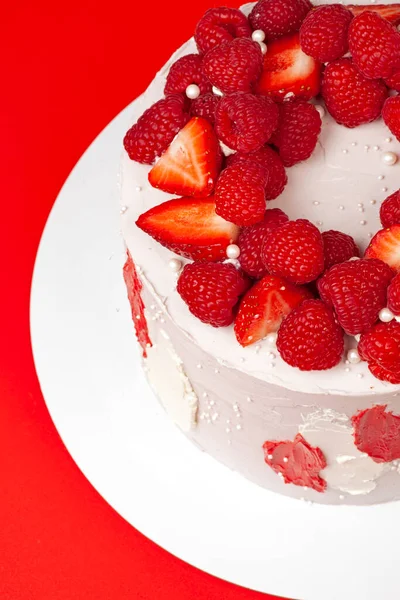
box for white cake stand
[31,102,400,600]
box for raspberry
[359,320,400,383]
[322,230,360,270]
[348,11,400,80]
[164,54,211,97]
[270,100,321,167]
[249,0,312,41]
[226,145,287,200]
[388,273,400,315]
[317,258,394,335]
[369,362,400,385]
[322,58,388,128]
[385,70,400,92]
[177,262,250,327]
[203,38,263,94]
[299,4,353,63]
[382,96,400,142]
[276,299,344,371]
[380,190,400,228]
[215,161,269,226]
[237,209,289,278]
[190,93,220,125]
[194,7,251,55]
[124,95,189,164]
[214,93,278,153]
[262,219,324,284]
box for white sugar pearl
[168,258,183,273]
[382,151,398,166]
[379,307,395,323]
[212,86,223,97]
[315,105,325,119]
[259,41,268,54]
[265,331,278,345]
[226,244,241,259]
[186,84,200,99]
[347,349,361,364]
[252,29,266,42]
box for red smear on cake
[352,404,400,463]
[123,251,152,358]
[263,433,327,492]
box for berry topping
[347,4,400,25]
[214,93,279,153]
[388,273,400,315]
[237,209,289,278]
[194,7,251,55]
[124,95,189,165]
[249,0,312,41]
[318,258,395,335]
[299,4,353,63]
[348,11,400,80]
[382,96,400,142]
[262,219,324,284]
[352,405,400,463]
[136,197,239,262]
[322,230,360,270]
[148,117,221,197]
[164,54,211,97]
[276,299,344,371]
[190,93,220,125]
[358,321,400,384]
[215,161,269,226]
[271,100,321,167]
[203,38,263,94]
[234,274,311,347]
[123,252,152,357]
[321,58,388,128]
[177,262,250,327]
[380,190,400,228]
[256,33,321,102]
[365,224,400,272]
[227,145,287,200]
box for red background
[1,1,286,598]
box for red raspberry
[215,93,278,153]
[322,230,360,270]
[318,259,394,335]
[385,70,400,92]
[262,219,324,284]
[322,58,388,128]
[388,273,400,315]
[177,262,250,327]
[164,54,211,97]
[299,4,353,63]
[237,208,289,278]
[215,161,269,226]
[348,11,400,80]
[249,0,312,41]
[194,7,251,55]
[380,190,400,228]
[382,96,400,142]
[271,100,321,167]
[203,38,263,94]
[124,96,189,164]
[359,320,400,383]
[276,299,344,371]
[226,145,287,200]
[190,93,220,125]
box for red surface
[1,1,288,599]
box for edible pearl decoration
[382,151,398,166]
[226,244,241,259]
[379,307,394,323]
[186,84,200,99]
[265,332,278,345]
[252,29,266,42]
[212,86,223,97]
[315,105,325,118]
[259,41,268,54]
[347,349,361,365]
[168,258,183,273]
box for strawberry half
[348,4,400,25]
[148,117,221,197]
[365,225,400,272]
[256,33,321,102]
[234,274,312,347]
[136,197,239,262]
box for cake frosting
[121,0,400,505]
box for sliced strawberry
[365,224,400,272]
[256,33,321,102]
[136,197,239,262]
[234,274,312,347]
[348,4,400,25]
[148,117,221,197]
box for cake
[121,0,400,505]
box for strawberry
[359,321,400,384]
[136,197,239,262]
[380,190,400,228]
[299,4,353,63]
[234,274,311,347]
[148,117,221,198]
[249,0,312,41]
[194,7,252,55]
[388,273,400,315]
[365,224,400,272]
[322,230,360,270]
[382,96,400,142]
[347,4,400,25]
[227,146,287,200]
[256,33,321,102]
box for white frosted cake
[121,0,400,504]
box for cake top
[121,0,400,395]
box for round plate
[31,102,400,600]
